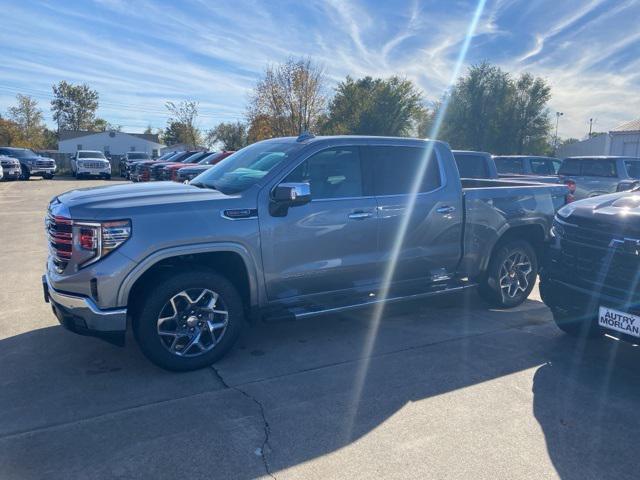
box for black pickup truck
[540,191,640,343]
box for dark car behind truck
[44,135,569,371]
[541,192,640,344]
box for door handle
[436,205,456,214]
[348,211,373,220]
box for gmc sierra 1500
[43,135,569,371]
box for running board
[261,282,478,323]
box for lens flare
[344,0,489,441]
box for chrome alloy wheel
[157,289,229,357]
[498,251,533,299]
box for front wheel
[20,165,30,180]
[43,173,54,180]
[133,270,245,371]
[479,239,538,308]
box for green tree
[7,94,46,148]
[323,76,425,136]
[247,57,326,137]
[165,101,202,147]
[438,63,552,155]
[206,121,248,150]
[50,81,99,131]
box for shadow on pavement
[0,294,638,479]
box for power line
[0,85,246,121]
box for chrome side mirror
[270,182,311,216]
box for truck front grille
[556,218,640,302]
[81,161,105,169]
[36,160,55,168]
[46,214,73,272]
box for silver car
[558,156,640,200]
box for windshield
[128,152,149,160]
[199,152,225,165]
[182,152,209,164]
[78,151,106,159]
[2,148,38,159]
[191,142,302,194]
[624,160,640,178]
[494,157,524,174]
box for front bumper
[1,166,21,179]
[29,168,56,175]
[43,274,126,345]
[77,168,110,176]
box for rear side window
[285,147,363,199]
[624,161,640,179]
[494,158,524,174]
[363,146,441,195]
[581,159,617,177]
[453,153,489,178]
[558,159,580,175]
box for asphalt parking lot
[0,178,638,480]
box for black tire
[133,270,245,371]
[20,165,30,180]
[551,307,602,338]
[479,239,538,308]
[43,173,54,180]
[105,174,111,180]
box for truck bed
[457,178,569,279]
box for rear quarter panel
[458,182,567,278]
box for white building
[558,118,640,158]
[58,130,164,157]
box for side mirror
[270,182,311,216]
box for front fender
[116,242,260,308]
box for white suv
[71,151,112,179]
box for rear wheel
[479,239,538,308]
[133,270,245,371]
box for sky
[1,0,639,140]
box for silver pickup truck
[558,156,640,200]
[43,135,569,371]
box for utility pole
[554,111,564,154]
[589,118,593,137]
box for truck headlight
[75,220,131,267]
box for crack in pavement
[211,365,276,480]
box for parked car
[540,191,640,345]
[453,151,572,201]
[147,150,202,181]
[43,134,569,371]
[70,150,111,179]
[119,152,151,178]
[176,151,235,183]
[133,151,198,182]
[558,156,640,200]
[129,151,179,182]
[0,147,56,180]
[160,151,211,181]
[0,154,22,181]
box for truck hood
[53,181,239,220]
[559,192,640,226]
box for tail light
[564,179,576,204]
[564,179,576,194]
